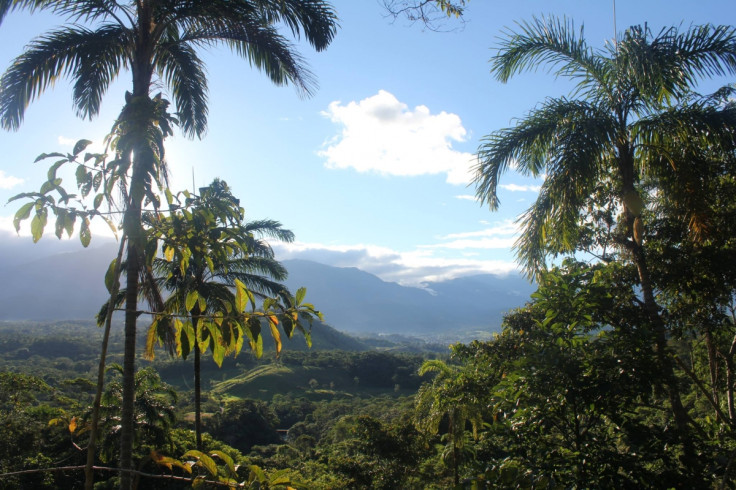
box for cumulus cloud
[273,240,519,287]
[500,183,542,192]
[319,90,475,184]
[0,171,24,189]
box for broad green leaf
[104,259,118,293]
[75,164,88,187]
[249,465,267,482]
[211,336,225,367]
[80,217,91,247]
[209,451,236,478]
[31,209,48,243]
[176,319,193,359]
[254,333,263,358]
[13,202,34,231]
[40,179,60,195]
[179,246,191,276]
[233,321,245,355]
[234,279,247,312]
[34,151,65,163]
[54,209,66,239]
[295,287,307,305]
[47,160,65,181]
[93,193,103,210]
[186,290,198,312]
[64,212,76,238]
[182,450,218,477]
[72,139,92,156]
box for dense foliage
[1,9,735,489]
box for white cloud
[454,194,478,201]
[319,90,475,184]
[0,171,24,189]
[441,220,519,240]
[500,183,541,192]
[273,240,519,287]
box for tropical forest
[1,1,736,489]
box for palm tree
[0,2,337,487]
[145,179,294,450]
[96,365,178,487]
[415,359,484,486]
[473,17,736,459]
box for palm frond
[492,16,609,98]
[634,99,736,171]
[253,0,338,51]
[244,219,295,243]
[72,23,130,119]
[0,25,117,129]
[154,39,208,138]
[182,19,317,97]
[475,98,612,210]
[0,0,62,25]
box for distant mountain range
[0,236,535,340]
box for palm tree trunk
[618,141,694,469]
[704,329,721,422]
[85,237,127,490]
[193,315,203,450]
[631,244,693,449]
[120,148,147,490]
[618,141,691,447]
[727,331,736,421]
[120,240,140,490]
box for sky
[1,1,735,287]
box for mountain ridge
[0,238,534,339]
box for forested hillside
[1,1,735,489]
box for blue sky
[1,1,735,286]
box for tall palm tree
[473,17,736,460]
[0,2,337,487]
[145,179,294,450]
[415,359,484,486]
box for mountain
[0,235,534,339]
[281,259,534,338]
[0,240,117,321]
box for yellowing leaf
[270,321,282,355]
[234,279,246,312]
[183,450,217,477]
[69,416,77,434]
[144,320,159,361]
[186,290,198,312]
[164,245,175,261]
